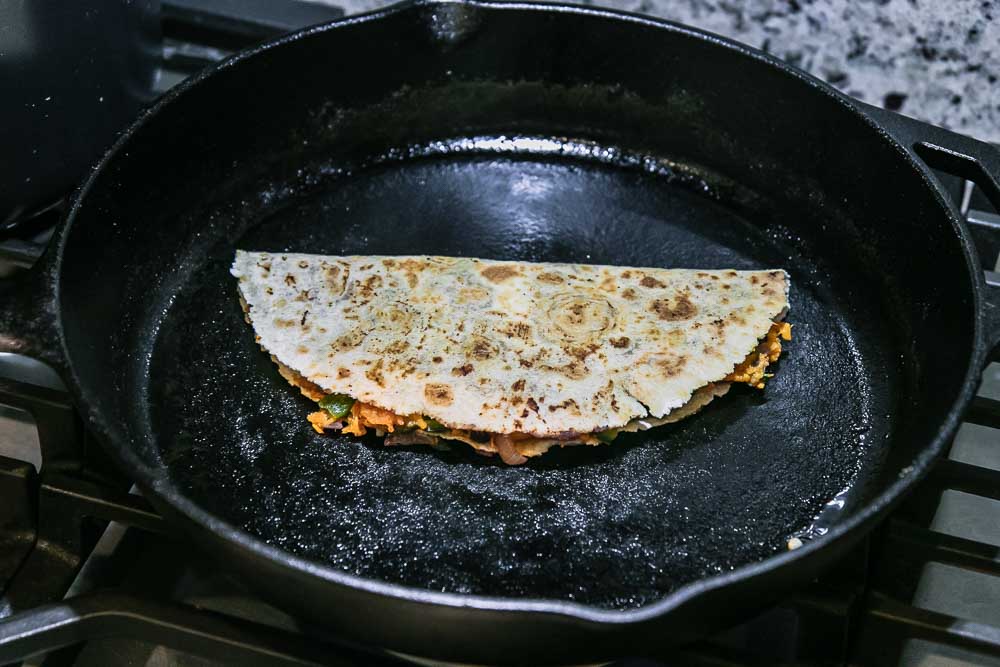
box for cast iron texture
[1,1,999,663]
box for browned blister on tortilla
[232,252,789,458]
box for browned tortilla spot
[452,363,474,376]
[323,265,347,296]
[284,275,296,286]
[357,274,383,298]
[424,383,454,406]
[622,288,637,300]
[365,358,386,386]
[547,398,578,412]
[526,397,540,412]
[656,355,688,377]
[469,336,498,360]
[610,336,630,348]
[389,259,426,288]
[458,287,490,303]
[537,272,564,284]
[331,329,366,351]
[650,295,697,321]
[500,321,532,340]
[481,265,520,282]
[337,368,351,378]
[512,379,525,392]
[640,276,666,288]
[274,318,296,328]
[567,343,599,360]
[380,340,409,354]
[545,361,589,380]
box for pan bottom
[147,145,895,609]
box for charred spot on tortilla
[231,252,790,464]
[654,354,688,378]
[468,335,499,360]
[424,383,454,406]
[650,294,697,321]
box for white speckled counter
[314,0,1000,142]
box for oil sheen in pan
[145,136,894,610]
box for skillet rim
[51,0,989,626]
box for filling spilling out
[290,320,791,465]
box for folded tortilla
[231,252,790,464]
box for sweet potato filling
[724,321,791,389]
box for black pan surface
[147,145,893,609]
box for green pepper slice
[318,393,355,419]
[423,417,448,433]
[595,429,619,444]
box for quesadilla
[231,252,790,465]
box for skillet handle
[0,244,66,374]
[859,103,1000,209]
[860,103,1000,362]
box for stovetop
[2,2,1000,666]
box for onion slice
[493,433,528,466]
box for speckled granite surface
[318,0,1000,142]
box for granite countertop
[321,0,999,143]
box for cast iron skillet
[2,1,1000,662]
